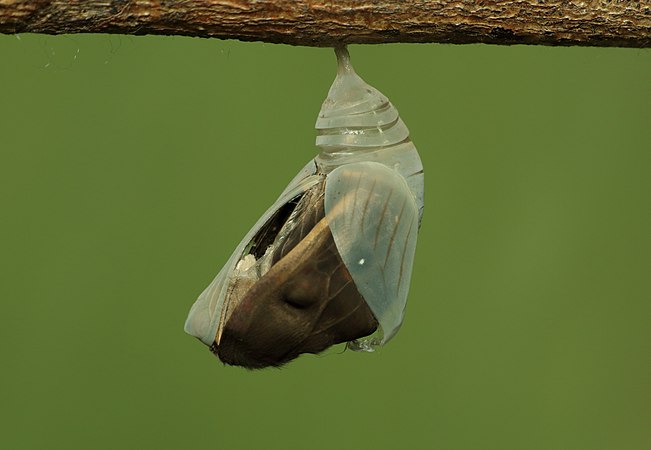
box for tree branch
[1,1,649,48]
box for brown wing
[213,181,378,369]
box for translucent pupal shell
[317,47,424,347]
[184,47,423,364]
[316,48,410,150]
[184,162,321,346]
[325,162,419,347]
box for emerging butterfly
[185,47,424,369]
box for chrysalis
[185,47,424,369]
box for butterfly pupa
[184,47,424,368]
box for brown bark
[0,0,649,48]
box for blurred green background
[1,34,650,450]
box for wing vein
[360,179,377,234]
[374,188,394,250]
[397,216,415,294]
[384,198,408,268]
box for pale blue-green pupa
[184,47,424,368]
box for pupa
[184,47,424,368]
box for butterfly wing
[184,160,320,346]
[324,161,420,348]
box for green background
[1,34,650,450]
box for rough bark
[0,0,649,48]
